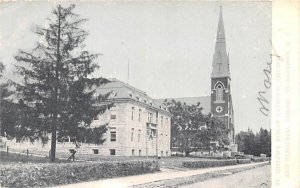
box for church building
[210,7,235,144]
[167,7,235,146]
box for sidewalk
[57,162,269,188]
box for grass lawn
[2,147,230,170]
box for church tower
[211,7,235,144]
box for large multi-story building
[90,78,172,156]
[3,78,172,157]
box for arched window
[214,82,224,101]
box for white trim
[214,81,225,89]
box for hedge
[252,157,267,162]
[0,160,159,187]
[237,159,251,164]
[182,159,237,168]
[189,155,234,160]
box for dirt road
[181,165,271,188]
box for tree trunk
[50,124,57,162]
[50,5,61,162]
[50,113,57,162]
[185,151,190,157]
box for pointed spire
[211,6,230,78]
[217,6,225,41]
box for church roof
[158,96,211,114]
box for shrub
[251,157,265,162]
[237,159,251,164]
[182,159,237,168]
[189,155,234,160]
[0,160,159,187]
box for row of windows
[130,128,142,142]
[128,92,154,106]
[57,137,76,143]
[109,149,169,156]
[128,91,168,111]
[131,107,169,124]
[92,149,169,156]
[94,105,170,124]
[110,129,168,142]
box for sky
[0,1,271,133]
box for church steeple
[211,6,230,78]
[210,6,235,145]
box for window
[132,149,135,156]
[63,137,69,142]
[128,92,133,98]
[136,95,140,101]
[161,116,163,125]
[110,114,116,120]
[148,113,153,123]
[94,115,99,120]
[110,131,116,142]
[138,129,141,142]
[151,129,157,137]
[138,109,142,122]
[70,137,76,142]
[215,82,224,101]
[110,149,116,155]
[131,107,135,120]
[131,128,134,141]
[139,150,142,156]
[217,62,222,72]
[110,104,116,111]
[110,90,117,97]
[216,88,223,101]
[93,149,99,154]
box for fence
[0,146,50,163]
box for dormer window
[128,91,133,98]
[110,90,117,98]
[149,100,153,106]
[136,95,140,101]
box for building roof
[211,6,230,78]
[158,96,211,114]
[95,78,169,113]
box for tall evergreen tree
[14,4,111,161]
[0,62,18,140]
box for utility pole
[127,58,129,84]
